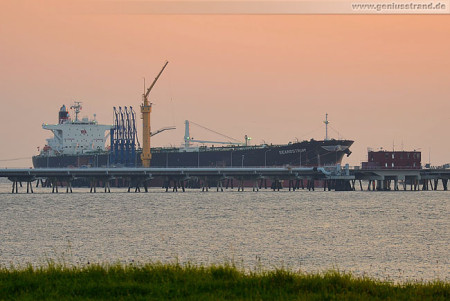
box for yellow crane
[141,61,169,167]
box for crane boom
[145,61,169,99]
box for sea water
[0,179,448,282]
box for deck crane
[141,61,169,167]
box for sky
[1,0,449,168]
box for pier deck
[0,166,448,193]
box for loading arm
[151,126,176,137]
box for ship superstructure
[40,102,112,157]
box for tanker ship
[32,62,353,168]
[32,104,353,168]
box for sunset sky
[1,1,449,168]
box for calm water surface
[0,180,448,282]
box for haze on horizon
[1,1,449,168]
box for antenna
[323,113,329,141]
[429,147,431,166]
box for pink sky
[1,1,449,167]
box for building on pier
[362,150,421,169]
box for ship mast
[324,113,329,141]
[70,101,83,122]
[140,61,169,168]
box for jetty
[0,165,449,193]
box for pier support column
[434,179,439,191]
[52,179,59,193]
[104,180,110,193]
[11,181,19,194]
[442,179,448,191]
[163,178,170,192]
[368,180,376,191]
[295,179,301,190]
[272,180,282,191]
[26,181,34,193]
[143,181,148,193]
[237,178,244,192]
[421,180,427,191]
[306,179,314,191]
[173,180,178,192]
[253,180,259,192]
[202,178,209,192]
[394,179,399,191]
[90,178,97,193]
[376,180,382,191]
[217,180,224,192]
[66,181,73,193]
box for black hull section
[32,140,354,168]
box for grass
[0,262,448,300]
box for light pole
[230,150,234,167]
[197,149,200,168]
[264,150,271,167]
[299,149,305,167]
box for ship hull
[32,139,353,168]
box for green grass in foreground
[0,263,448,300]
